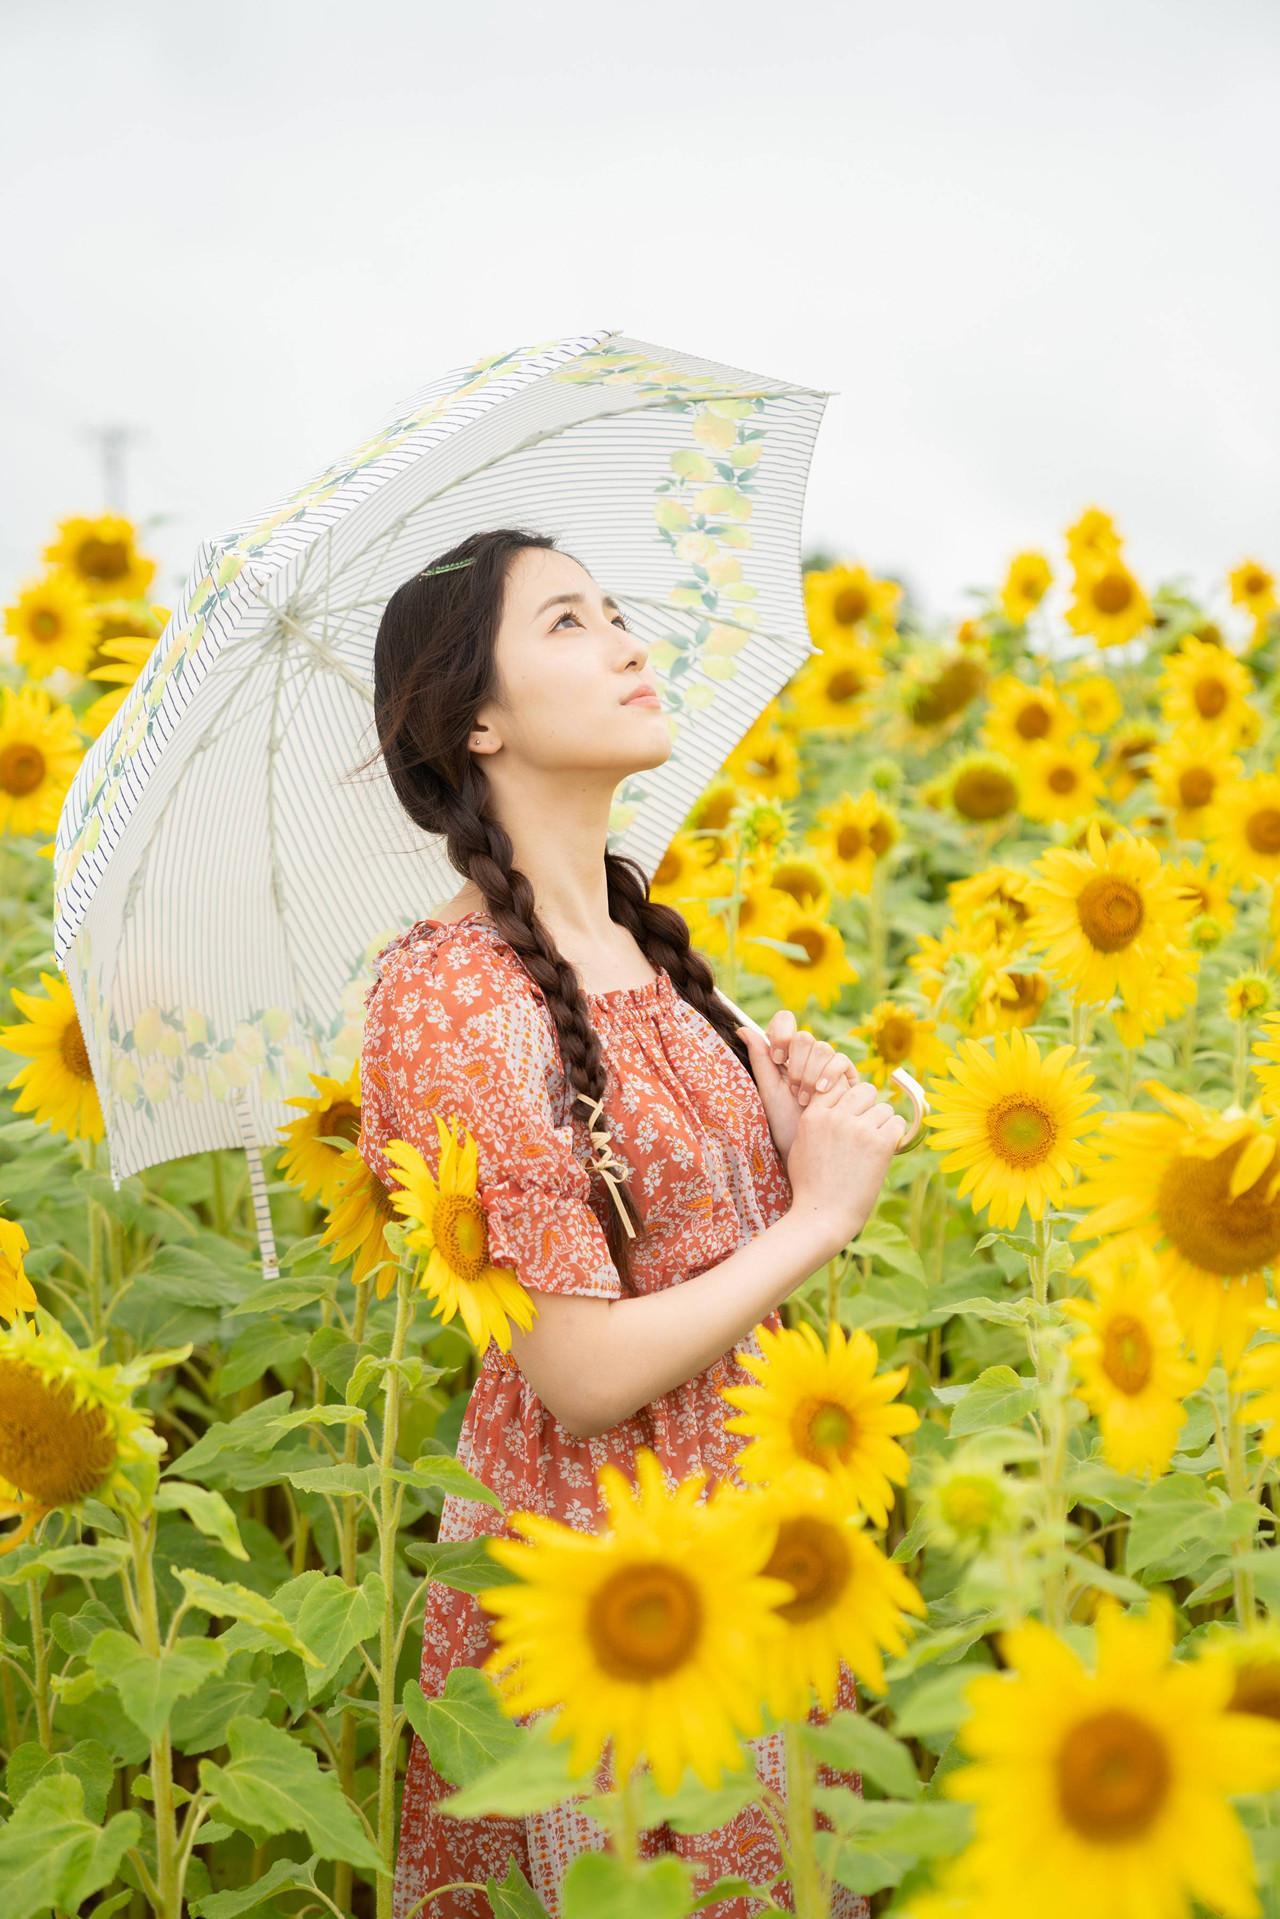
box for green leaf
[175,1569,324,1666]
[0,1541,131,1586]
[562,1851,694,1919]
[0,1773,140,1918]
[291,1571,385,1699]
[284,1462,378,1499]
[484,1858,552,1919]
[892,1665,988,1739]
[217,1319,310,1394]
[945,1365,1037,1437]
[797,1711,921,1799]
[189,1854,319,1917]
[154,1481,249,1561]
[436,1713,584,1817]
[163,1391,295,1482]
[197,1715,383,1870]
[394,1455,506,1512]
[85,1628,229,1740]
[4,1738,114,1823]
[1125,1474,1260,1582]
[404,1536,520,1593]
[403,1667,525,1786]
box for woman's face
[477,546,673,775]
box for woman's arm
[508,1203,841,1439]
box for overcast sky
[4,0,1278,628]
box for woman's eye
[554,611,629,631]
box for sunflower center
[0,743,47,797]
[1101,1314,1153,1394]
[1246,808,1280,856]
[321,1100,361,1147]
[1194,677,1227,719]
[827,669,865,704]
[60,1018,93,1081]
[939,1474,1002,1532]
[653,848,680,886]
[833,586,869,626]
[31,609,62,642]
[837,824,866,860]
[1056,1709,1171,1842]
[1178,768,1214,808]
[76,537,130,583]
[765,1515,851,1623]
[1156,1138,1280,1276]
[0,1359,118,1506]
[784,927,824,969]
[952,767,1017,821]
[869,819,894,855]
[1016,701,1052,740]
[1075,875,1145,952]
[1047,764,1078,795]
[435,1193,490,1280]
[1244,570,1270,598]
[986,1094,1056,1168]
[876,1016,914,1063]
[586,1561,701,1679]
[1229,1662,1280,1719]
[791,1396,858,1470]
[1092,573,1133,617]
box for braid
[440,762,645,1296]
[604,852,753,1074]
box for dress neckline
[419,911,670,1008]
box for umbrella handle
[713,988,929,1154]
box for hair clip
[417,557,476,579]
[575,1090,637,1239]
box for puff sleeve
[357,931,623,1301]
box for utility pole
[80,423,142,514]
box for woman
[356,527,908,1919]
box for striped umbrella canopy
[53,326,914,1266]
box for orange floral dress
[357,912,868,1919]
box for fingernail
[799,1090,810,1106]
[816,1078,829,1093]
[773,1048,784,1063]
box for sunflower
[969,966,1054,1037]
[722,712,801,802]
[788,632,886,731]
[947,865,1035,956]
[1149,733,1243,841]
[945,1597,1280,1919]
[920,1440,1025,1559]
[0,1217,36,1323]
[805,789,899,895]
[3,573,97,679]
[1200,1619,1280,1723]
[1226,970,1275,1022]
[1065,505,1124,566]
[1066,554,1152,649]
[980,672,1074,759]
[719,1320,919,1525]
[0,970,103,1142]
[1067,1082,1280,1369]
[849,1000,949,1091]
[1104,723,1157,801]
[924,1027,1101,1230]
[765,851,834,914]
[711,1467,926,1719]
[477,1446,794,1793]
[1166,854,1236,939]
[682,775,744,842]
[998,551,1053,625]
[1018,738,1106,827]
[804,561,901,641]
[42,513,157,603]
[1158,636,1255,748]
[383,1114,538,1353]
[1250,1012,1280,1119]
[81,626,162,740]
[278,1065,364,1207]
[1063,671,1123,736]
[1106,943,1200,1049]
[1064,1234,1196,1478]
[0,1312,177,1554]
[1204,773,1280,890]
[0,685,85,841]
[1022,820,1196,1017]
[650,829,729,918]
[900,649,989,732]
[748,904,859,1012]
[318,1145,401,1299]
[941,750,1022,826]
[1228,558,1276,625]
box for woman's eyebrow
[533,591,621,618]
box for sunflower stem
[781,1719,825,1919]
[613,1753,641,1867]
[332,1278,372,1919]
[82,1139,104,1344]
[865,860,888,1004]
[1068,996,1093,1054]
[127,1507,181,1918]
[824,1258,837,1333]
[26,1575,53,1751]
[726,834,748,1001]
[1223,1386,1257,1628]
[1232,1017,1251,1109]
[375,1273,416,1919]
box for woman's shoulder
[362,912,542,1028]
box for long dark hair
[355,526,752,1294]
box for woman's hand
[735,1010,862,1168]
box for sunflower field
[5,508,1280,1919]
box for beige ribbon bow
[575,1090,637,1239]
